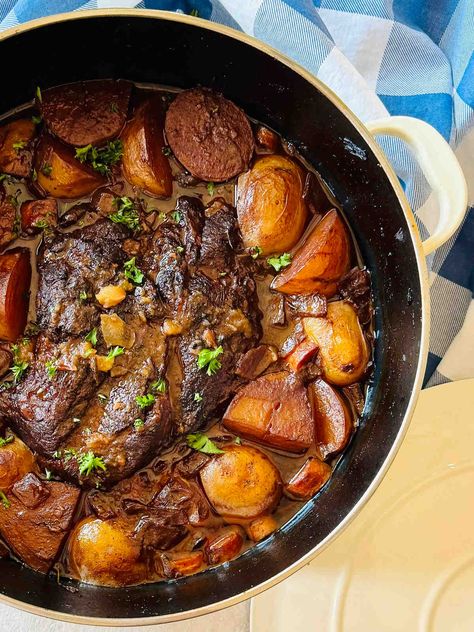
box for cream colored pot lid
[251,378,474,632]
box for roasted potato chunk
[68,518,145,586]
[40,79,132,147]
[246,515,277,542]
[34,135,105,199]
[223,371,314,453]
[304,301,369,386]
[200,445,282,521]
[0,248,31,342]
[236,155,307,254]
[121,98,172,198]
[271,209,350,296]
[205,526,244,565]
[20,198,57,235]
[285,457,332,500]
[309,378,353,459]
[0,185,17,249]
[0,119,35,177]
[0,435,36,490]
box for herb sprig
[123,257,144,284]
[78,451,106,477]
[109,196,141,231]
[187,433,224,455]
[267,252,292,272]
[75,140,123,176]
[197,346,223,376]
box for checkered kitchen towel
[0,0,472,387]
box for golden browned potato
[34,135,105,199]
[121,98,172,198]
[304,301,369,386]
[0,119,35,177]
[236,155,307,254]
[285,457,332,500]
[68,517,145,587]
[0,435,36,490]
[0,248,31,342]
[271,209,350,296]
[205,526,244,565]
[223,371,314,453]
[200,445,282,521]
[309,378,353,459]
[246,515,277,542]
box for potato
[121,98,172,198]
[20,198,57,235]
[236,155,307,254]
[309,378,353,459]
[205,527,244,565]
[165,550,205,577]
[0,119,35,177]
[200,445,282,521]
[285,337,319,372]
[304,301,369,386]
[0,248,31,342]
[223,371,314,453]
[271,209,350,296]
[246,515,277,542]
[68,517,145,586]
[34,135,105,199]
[285,457,332,500]
[0,435,36,490]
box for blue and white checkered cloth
[1,0,472,388]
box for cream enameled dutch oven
[0,10,467,626]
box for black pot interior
[0,14,423,620]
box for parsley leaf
[10,361,28,384]
[41,162,52,176]
[106,346,124,360]
[32,114,42,125]
[267,252,292,272]
[110,196,141,231]
[45,360,57,379]
[171,210,181,223]
[176,245,184,254]
[0,491,10,509]
[187,433,224,455]
[197,346,223,376]
[85,327,98,346]
[79,291,88,302]
[0,436,14,448]
[97,393,108,404]
[135,393,156,409]
[206,182,216,196]
[12,140,27,152]
[36,86,42,103]
[194,392,203,402]
[75,140,123,176]
[123,257,144,284]
[162,146,172,156]
[134,418,144,430]
[44,468,52,481]
[250,246,262,259]
[78,451,106,477]
[151,379,167,394]
[63,448,77,462]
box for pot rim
[0,8,430,627]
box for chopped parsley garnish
[234,436,242,445]
[106,346,124,360]
[97,393,108,404]
[193,392,203,402]
[250,246,263,259]
[151,379,166,394]
[31,114,42,125]
[110,102,119,113]
[135,393,156,409]
[33,219,48,229]
[44,468,52,480]
[206,182,216,196]
[109,196,141,231]
[64,448,77,462]
[0,174,7,182]
[267,252,292,272]
[36,86,42,102]
[31,168,38,182]
[123,257,144,284]
[79,291,88,302]
[134,418,144,430]
[12,140,27,152]
[75,139,123,176]
[197,346,223,376]
[187,433,224,455]
[78,451,106,477]
[171,210,181,223]
[158,211,167,221]
[45,360,57,379]
[0,491,10,509]
[10,360,28,384]
[0,436,14,448]
[84,328,98,346]
[41,162,52,176]
[52,450,62,459]
[176,245,184,254]
[162,146,172,156]
[189,8,199,17]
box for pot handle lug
[365,116,467,256]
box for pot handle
[365,116,467,256]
